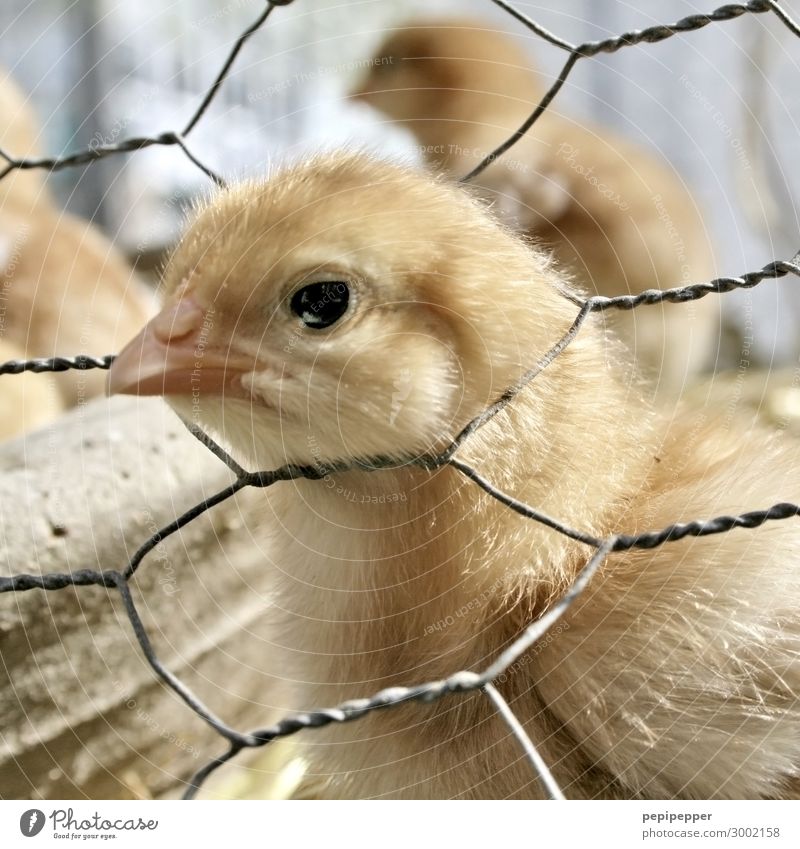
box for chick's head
[107,152,575,469]
[350,18,542,128]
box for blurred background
[0,0,798,360]
[2,0,800,799]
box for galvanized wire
[1,0,800,801]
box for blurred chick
[0,204,155,407]
[0,69,50,213]
[108,152,800,799]
[0,71,155,429]
[0,338,64,440]
[351,18,720,393]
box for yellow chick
[351,18,721,393]
[0,204,155,407]
[0,71,155,425]
[0,69,50,213]
[107,152,800,799]
[0,337,64,440]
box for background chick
[0,70,155,427]
[0,69,50,213]
[351,18,721,393]
[0,337,64,440]
[108,152,800,799]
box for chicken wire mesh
[1,0,800,800]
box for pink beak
[106,296,253,399]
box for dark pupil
[291,282,350,329]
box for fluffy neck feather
[259,322,656,702]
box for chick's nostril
[151,298,205,344]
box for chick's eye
[290,281,350,329]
